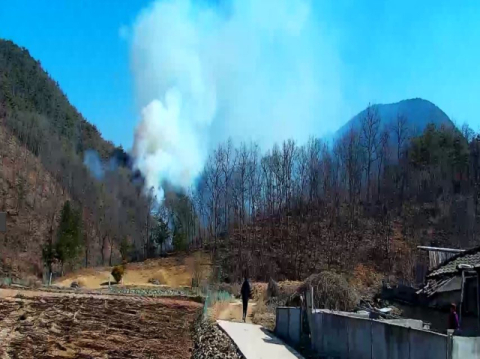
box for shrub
[111,265,124,283]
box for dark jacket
[241,279,251,300]
[448,311,459,330]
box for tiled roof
[427,246,480,278]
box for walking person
[241,275,251,322]
[448,303,459,331]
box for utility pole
[475,264,480,332]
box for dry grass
[251,282,267,300]
[148,270,168,284]
[251,290,275,331]
[55,252,212,289]
[186,252,211,288]
[350,264,383,300]
[210,300,234,320]
[75,278,86,288]
[277,281,301,298]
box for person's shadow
[260,327,304,358]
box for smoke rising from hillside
[129,0,343,198]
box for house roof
[417,277,454,297]
[427,246,480,278]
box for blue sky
[0,1,146,148]
[1,0,480,149]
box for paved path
[217,320,304,359]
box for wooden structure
[417,246,465,270]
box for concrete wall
[409,326,448,359]
[346,316,372,359]
[371,320,409,359]
[276,307,480,358]
[275,307,301,347]
[452,336,480,358]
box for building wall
[452,336,480,358]
[396,302,479,333]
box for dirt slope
[55,253,211,289]
[0,122,114,281]
[0,123,69,279]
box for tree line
[192,110,478,283]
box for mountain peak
[336,98,453,138]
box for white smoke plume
[129,0,343,198]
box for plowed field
[0,290,202,358]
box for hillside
[0,39,152,278]
[0,40,115,158]
[0,123,67,277]
[335,98,454,139]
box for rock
[148,278,161,285]
[192,319,244,359]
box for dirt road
[217,299,256,323]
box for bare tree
[391,114,409,162]
[360,104,381,201]
[376,129,390,198]
[462,123,475,143]
[338,127,363,224]
[220,139,236,233]
[391,114,410,205]
[203,150,223,253]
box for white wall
[452,336,480,358]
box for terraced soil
[0,290,202,358]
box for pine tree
[151,217,170,255]
[55,201,82,274]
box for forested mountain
[0,40,114,158]
[2,38,479,288]
[0,39,155,278]
[335,98,454,140]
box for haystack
[297,271,358,311]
